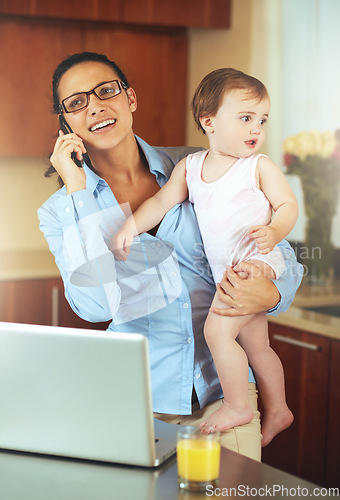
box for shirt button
[187,337,192,344]
[77,201,84,208]
[183,303,189,309]
[170,272,177,278]
[64,206,70,213]
[195,373,201,379]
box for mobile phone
[58,115,91,168]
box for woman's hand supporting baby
[211,263,280,316]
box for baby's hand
[111,226,134,261]
[248,225,278,254]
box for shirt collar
[83,135,170,194]
[135,135,172,180]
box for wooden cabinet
[326,339,340,488]
[261,323,339,488]
[0,0,121,20]
[0,0,31,16]
[0,279,54,326]
[34,0,121,22]
[0,278,108,330]
[0,18,187,157]
[0,0,230,28]
[0,0,231,157]
[122,0,231,28]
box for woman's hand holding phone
[50,127,87,195]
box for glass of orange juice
[177,426,221,491]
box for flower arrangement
[283,129,340,283]
[283,130,339,164]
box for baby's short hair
[191,68,269,134]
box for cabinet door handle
[273,334,321,352]
[51,285,59,327]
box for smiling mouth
[245,140,257,147]
[90,119,116,132]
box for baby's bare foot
[261,408,294,447]
[199,402,253,434]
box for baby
[112,68,298,446]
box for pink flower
[331,144,340,162]
[283,153,296,168]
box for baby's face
[205,89,270,158]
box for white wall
[280,0,340,246]
[0,158,58,252]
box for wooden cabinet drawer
[261,324,331,486]
[0,278,108,330]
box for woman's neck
[88,133,146,184]
[86,133,160,213]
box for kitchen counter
[268,279,340,341]
[0,445,331,500]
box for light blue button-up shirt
[38,136,303,415]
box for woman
[38,52,303,461]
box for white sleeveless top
[186,150,284,283]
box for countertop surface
[1,249,340,340]
[0,445,331,500]
[268,279,340,341]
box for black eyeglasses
[59,80,128,114]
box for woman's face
[57,61,137,153]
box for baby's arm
[248,156,299,254]
[112,158,188,259]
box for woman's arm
[38,189,122,323]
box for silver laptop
[0,448,176,500]
[0,322,177,467]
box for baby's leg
[237,261,293,446]
[200,293,255,434]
